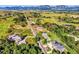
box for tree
[13,13,27,24]
[32,12,41,18]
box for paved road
[67,34,79,41]
[38,41,47,54]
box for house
[76,26,79,31]
[8,34,22,42]
[36,26,44,32]
[70,15,79,18]
[11,24,25,30]
[52,41,65,53]
[64,24,72,27]
[42,32,51,41]
[8,34,27,45]
[32,24,47,32]
[63,24,73,30]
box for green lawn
[0,17,14,39]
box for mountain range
[0,5,79,11]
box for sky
[0,0,79,5]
